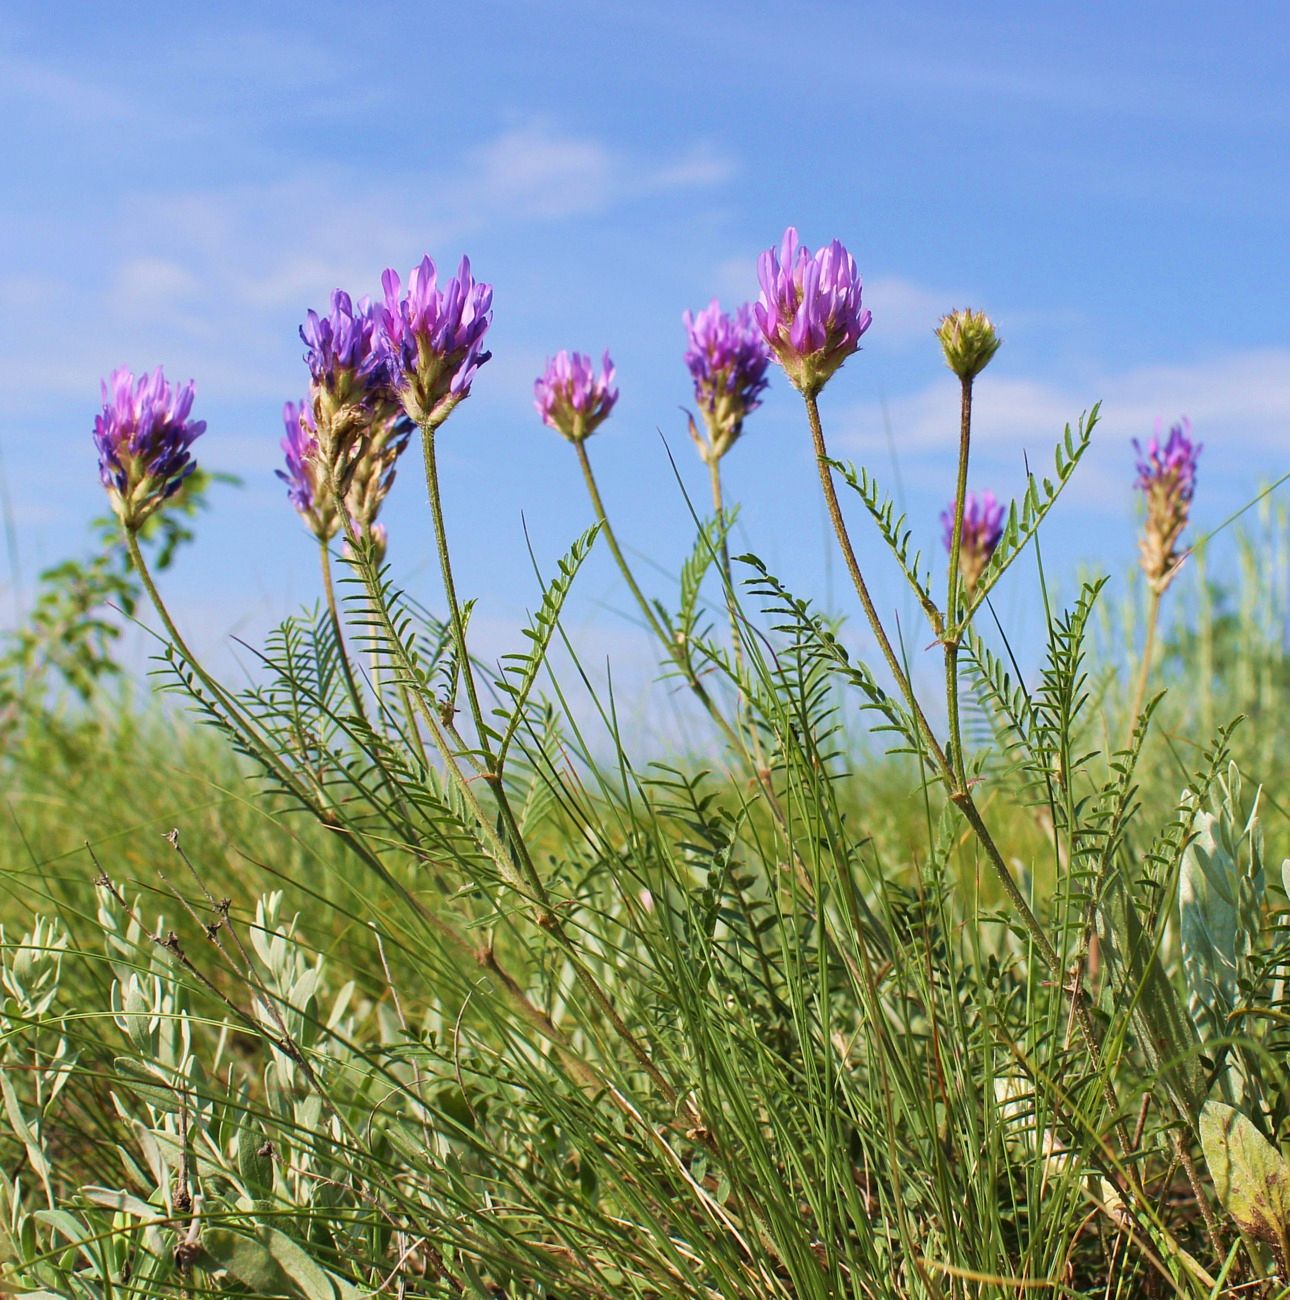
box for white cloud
[0,49,133,123]
[114,123,732,313]
[838,349,1290,457]
[112,257,203,316]
[0,123,735,413]
[864,275,967,342]
[469,127,616,219]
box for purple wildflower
[300,290,384,408]
[1134,418,1202,592]
[754,227,872,396]
[277,401,339,542]
[683,299,771,462]
[299,289,391,495]
[535,351,618,442]
[941,490,1005,595]
[378,254,493,427]
[93,367,206,530]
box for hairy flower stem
[573,440,667,646]
[802,392,949,774]
[572,439,749,762]
[319,539,367,720]
[1173,1129,1226,1260]
[944,376,975,789]
[1127,586,1163,750]
[575,441,874,999]
[802,392,1133,1154]
[709,456,769,775]
[419,422,494,767]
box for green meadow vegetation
[1,250,1288,1297]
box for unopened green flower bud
[935,309,1001,381]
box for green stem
[574,438,669,646]
[356,541,682,1105]
[944,376,974,788]
[945,377,974,633]
[319,539,367,721]
[802,391,950,775]
[126,532,301,797]
[572,438,748,760]
[1127,586,1163,749]
[419,421,495,767]
[576,434,874,1002]
[381,435,683,1106]
[708,455,744,673]
[709,455,769,775]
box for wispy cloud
[0,123,735,410]
[839,349,1290,456]
[825,348,1290,521]
[0,47,134,124]
[864,275,967,342]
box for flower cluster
[300,290,384,410]
[942,490,1005,596]
[379,255,493,427]
[93,367,206,530]
[534,351,618,442]
[343,407,413,540]
[936,309,1001,381]
[278,255,495,549]
[683,300,770,462]
[299,290,389,497]
[754,227,871,396]
[1134,418,1201,592]
[277,401,339,542]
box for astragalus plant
[3,228,1289,1299]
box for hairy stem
[419,421,495,767]
[319,539,367,721]
[943,376,974,788]
[361,450,682,1108]
[572,438,748,760]
[802,391,950,774]
[709,455,769,775]
[1127,585,1163,749]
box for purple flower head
[276,400,339,542]
[754,227,872,396]
[378,254,493,427]
[300,290,384,407]
[1134,418,1201,503]
[534,350,618,442]
[299,289,395,496]
[683,299,771,461]
[93,366,206,530]
[1133,418,1202,591]
[941,490,1005,595]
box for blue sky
[1,2,1287,718]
